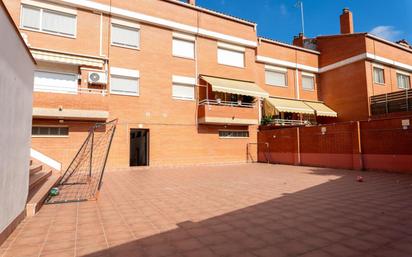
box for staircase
[26,159,61,216]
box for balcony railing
[198,99,258,125]
[370,88,412,115]
[78,87,108,96]
[269,119,311,126]
[198,99,255,108]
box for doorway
[130,129,149,166]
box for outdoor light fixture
[321,127,327,135]
[402,119,410,130]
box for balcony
[198,99,259,125]
[33,88,109,121]
[370,88,412,116]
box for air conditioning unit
[88,72,107,84]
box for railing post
[89,130,94,177]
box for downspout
[195,10,200,127]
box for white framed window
[20,4,76,37]
[34,71,78,94]
[217,42,245,68]
[172,32,195,59]
[397,72,410,89]
[32,126,69,137]
[111,19,140,49]
[302,73,315,91]
[265,66,287,87]
[373,66,385,84]
[110,67,139,96]
[219,130,249,138]
[172,75,196,100]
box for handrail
[269,119,310,126]
[78,87,107,96]
[199,99,254,108]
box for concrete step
[29,164,43,176]
[29,170,52,191]
[26,174,61,217]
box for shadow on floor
[82,167,412,257]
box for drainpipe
[295,68,300,99]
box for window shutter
[217,48,244,67]
[110,76,139,95]
[172,38,195,59]
[172,83,194,99]
[265,70,286,86]
[21,5,41,29]
[111,24,139,48]
[34,71,78,93]
[302,76,314,90]
[42,10,76,36]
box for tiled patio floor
[1,163,412,257]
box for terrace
[1,164,412,257]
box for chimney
[293,33,306,47]
[187,0,195,5]
[340,8,354,34]
[396,39,411,48]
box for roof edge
[161,0,256,27]
[259,37,320,55]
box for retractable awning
[265,97,315,115]
[33,107,109,120]
[201,75,269,98]
[31,50,105,68]
[303,101,337,117]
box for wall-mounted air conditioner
[88,72,107,84]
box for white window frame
[265,65,288,87]
[373,65,385,85]
[301,72,315,91]
[34,70,79,94]
[217,42,245,68]
[172,32,195,60]
[111,18,140,50]
[109,67,140,96]
[396,71,410,89]
[219,130,249,139]
[32,125,69,138]
[172,75,196,101]
[20,2,77,38]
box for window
[397,73,410,89]
[32,126,69,137]
[265,68,287,87]
[34,71,78,94]
[219,131,249,138]
[172,75,196,100]
[217,43,245,68]
[110,75,139,96]
[373,67,385,84]
[111,24,140,49]
[173,38,195,59]
[21,5,76,37]
[302,74,315,91]
[172,83,195,100]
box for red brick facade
[3,1,411,168]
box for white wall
[0,4,35,233]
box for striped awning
[265,97,315,115]
[201,75,269,98]
[304,101,337,117]
[31,50,105,68]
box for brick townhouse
[2,0,411,168]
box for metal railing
[269,119,311,126]
[198,99,255,108]
[78,87,108,96]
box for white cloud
[369,26,402,41]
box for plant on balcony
[261,115,274,125]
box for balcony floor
[1,164,412,257]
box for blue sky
[196,0,412,44]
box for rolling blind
[21,5,41,29]
[110,75,139,95]
[172,83,195,99]
[217,48,244,68]
[172,38,195,59]
[34,71,78,94]
[111,24,140,48]
[265,70,286,86]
